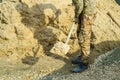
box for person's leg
[72,14,95,73]
[72,0,96,73]
[72,13,96,63]
[79,14,92,64]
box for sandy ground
[0,47,120,80]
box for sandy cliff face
[0,0,120,59]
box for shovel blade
[50,42,70,56]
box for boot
[71,62,88,73]
[71,56,82,64]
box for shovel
[50,21,75,55]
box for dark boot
[71,62,88,73]
[71,56,82,64]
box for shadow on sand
[16,1,61,65]
[115,0,120,5]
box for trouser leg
[78,14,95,63]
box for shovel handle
[65,21,75,44]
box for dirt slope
[0,0,120,59]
